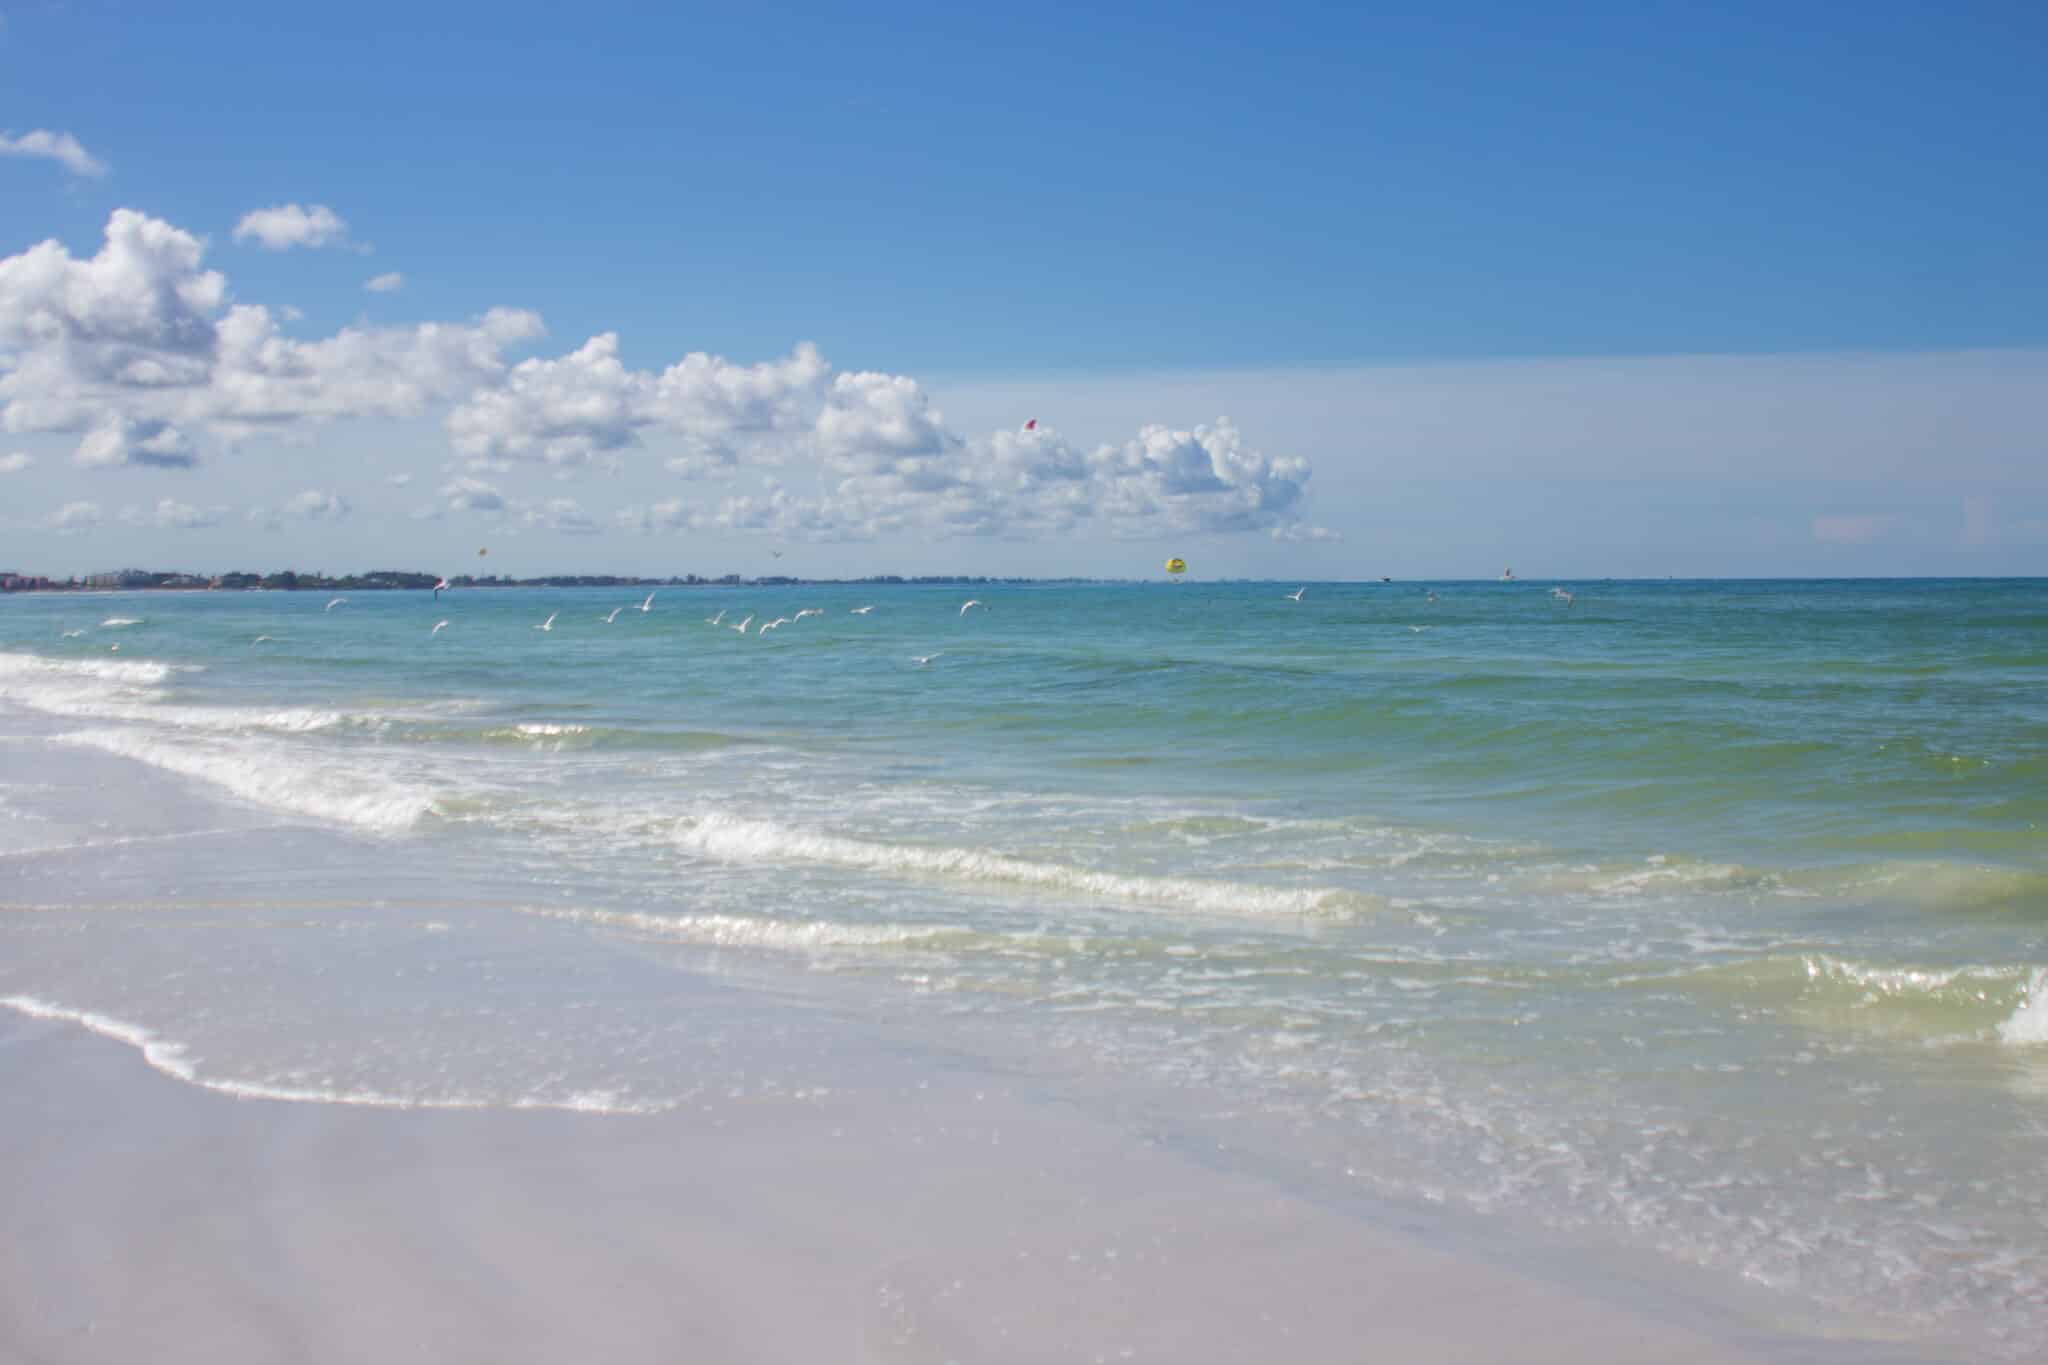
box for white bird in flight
[959,599,983,615]
[431,620,449,636]
[706,609,726,626]
[732,614,753,634]
[637,593,656,612]
[325,596,346,611]
[759,617,791,634]
[603,606,623,623]
[850,605,875,615]
[252,634,275,644]
[433,577,450,598]
[62,629,86,638]
[913,652,943,666]
[1285,587,1305,602]
[794,607,823,620]
[534,612,557,632]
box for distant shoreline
[0,573,1122,594]
[5,573,2043,595]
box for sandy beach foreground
[3,1008,1943,1365]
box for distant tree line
[13,569,1115,592]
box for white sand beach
[6,1004,1939,1365]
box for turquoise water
[4,579,2046,1352]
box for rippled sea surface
[4,579,2044,1353]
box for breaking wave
[57,729,436,835]
[1657,954,2048,1044]
[0,649,185,690]
[671,811,1373,918]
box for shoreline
[0,1009,1943,1365]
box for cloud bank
[2,209,1328,544]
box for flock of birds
[65,584,1584,662]
[286,588,988,667]
[1279,584,1573,609]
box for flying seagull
[959,599,983,615]
[431,620,449,636]
[638,592,656,612]
[1285,587,1305,602]
[913,652,943,666]
[603,606,623,623]
[732,614,753,634]
[325,597,347,611]
[849,605,875,615]
[534,612,557,632]
[706,609,726,626]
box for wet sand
[2,1007,1948,1365]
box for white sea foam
[0,652,388,735]
[1999,970,2048,1046]
[0,649,182,689]
[99,617,143,627]
[57,729,436,834]
[1788,955,2048,1045]
[1564,856,1780,898]
[538,906,966,951]
[0,994,670,1114]
[672,812,1369,918]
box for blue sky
[2,1,2043,578]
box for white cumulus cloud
[232,203,352,251]
[120,498,223,529]
[0,129,107,178]
[446,335,830,471]
[0,210,542,465]
[440,475,507,513]
[2,206,1329,545]
[75,415,197,469]
[365,272,404,293]
[285,488,350,521]
[0,451,31,474]
[50,500,102,530]
[520,497,599,535]
[449,335,1322,542]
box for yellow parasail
[1164,557,1187,575]
[478,547,489,557]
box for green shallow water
[3,577,2046,1355]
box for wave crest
[672,812,1370,918]
[57,729,435,834]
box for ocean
[3,578,2044,1354]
